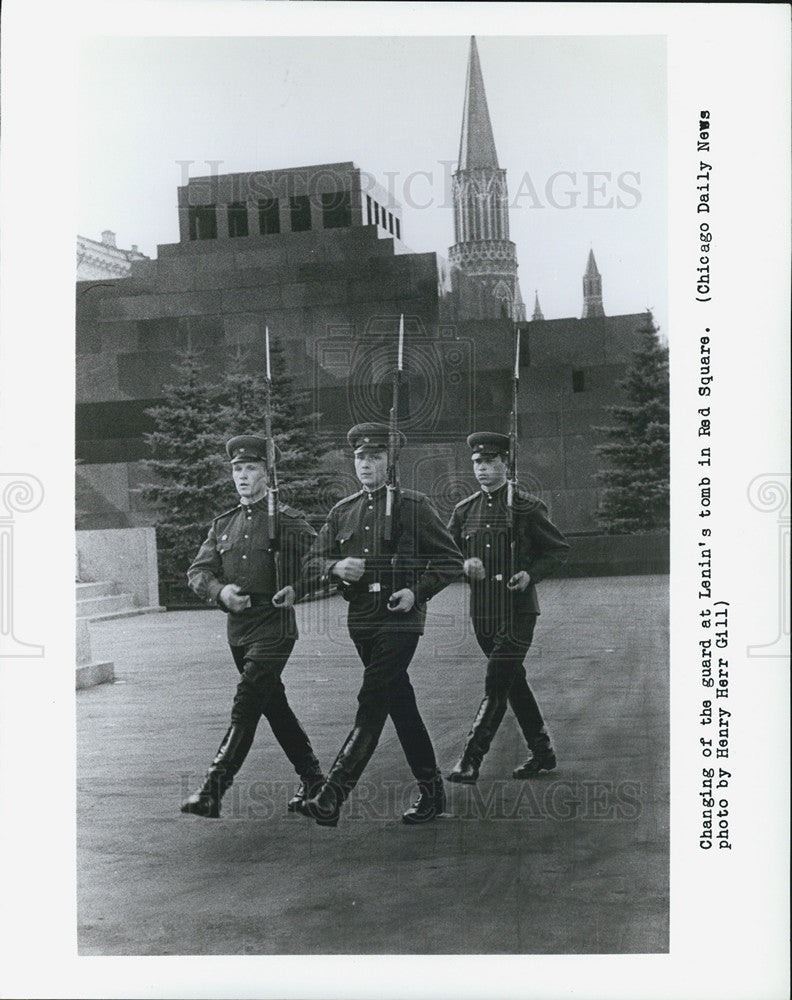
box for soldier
[447,431,570,784]
[180,434,324,819]
[296,422,463,827]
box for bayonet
[263,326,281,591]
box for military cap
[347,422,406,455]
[467,431,510,461]
[226,434,280,463]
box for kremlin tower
[449,37,525,322]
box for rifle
[384,316,404,601]
[383,314,403,544]
[263,326,281,592]
[506,326,520,579]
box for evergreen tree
[595,312,669,534]
[139,351,233,593]
[217,337,336,515]
[140,336,339,604]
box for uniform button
[368,506,373,511]
[486,524,490,528]
[244,534,249,538]
[242,555,247,560]
[485,543,491,548]
[221,534,227,540]
[365,526,370,531]
[364,548,369,553]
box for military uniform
[180,435,323,819]
[297,423,464,826]
[447,432,570,783]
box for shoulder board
[398,489,424,503]
[332,490,364,511]
[452,491,481,512]
[213,504,241,524]
[514,488,547,511]
[279,503,308,520]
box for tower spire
[449,37,525,321]
[582,248,605,318]
[458,36,500,171]
[532,291,545,321]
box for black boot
[287,760,325,813]
[447,696,507,784]
[297,725,379,827]
[261,695,324,813]
[512,747,557,778]
[180,722,256,818]
[402,768,446,824]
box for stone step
[76,660,115,690]
[76,604,165,624]
[76,592,137,617]
[76,581,118,600]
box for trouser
[472,613,550,752]
[347,626,438,781]
[228,635,318,776]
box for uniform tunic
[448,483,570,635]
[188,498,317,731]
[302,485,463,776]
[303,485,463,634]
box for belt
[342,581,388,593]
[246,593,276,607]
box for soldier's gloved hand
[219,583,252,612]
[463,557,486,581]
[507,571,531,591]
[272,585,295,608]
[332,557,366,582]
[387,588,415,613]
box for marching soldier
[297,423,464,827]
[181,434,324,818]
[447,432,570,784]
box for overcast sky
[78,34,667,332]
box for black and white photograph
[0,2,788,998]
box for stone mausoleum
[76,37,648,537]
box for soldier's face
[473,455,508,489]
[232,461,268,502]
[354,450,388,489]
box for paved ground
[78,576,669,955]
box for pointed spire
[532,291,545,321]
[458,37,500,171]
[582,248,605,318]
[584,248,601,278]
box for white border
[0,3,789,998]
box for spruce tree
[141,335,338,604]
[595,312,669,534]
[140,350,233,599]
[217,336,336,516]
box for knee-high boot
[180,722,257,818]
[402,766,446,824]
[508,675,557,778]
[447,695,508,784]
[297,724,380,827]
[261,697,325,812]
